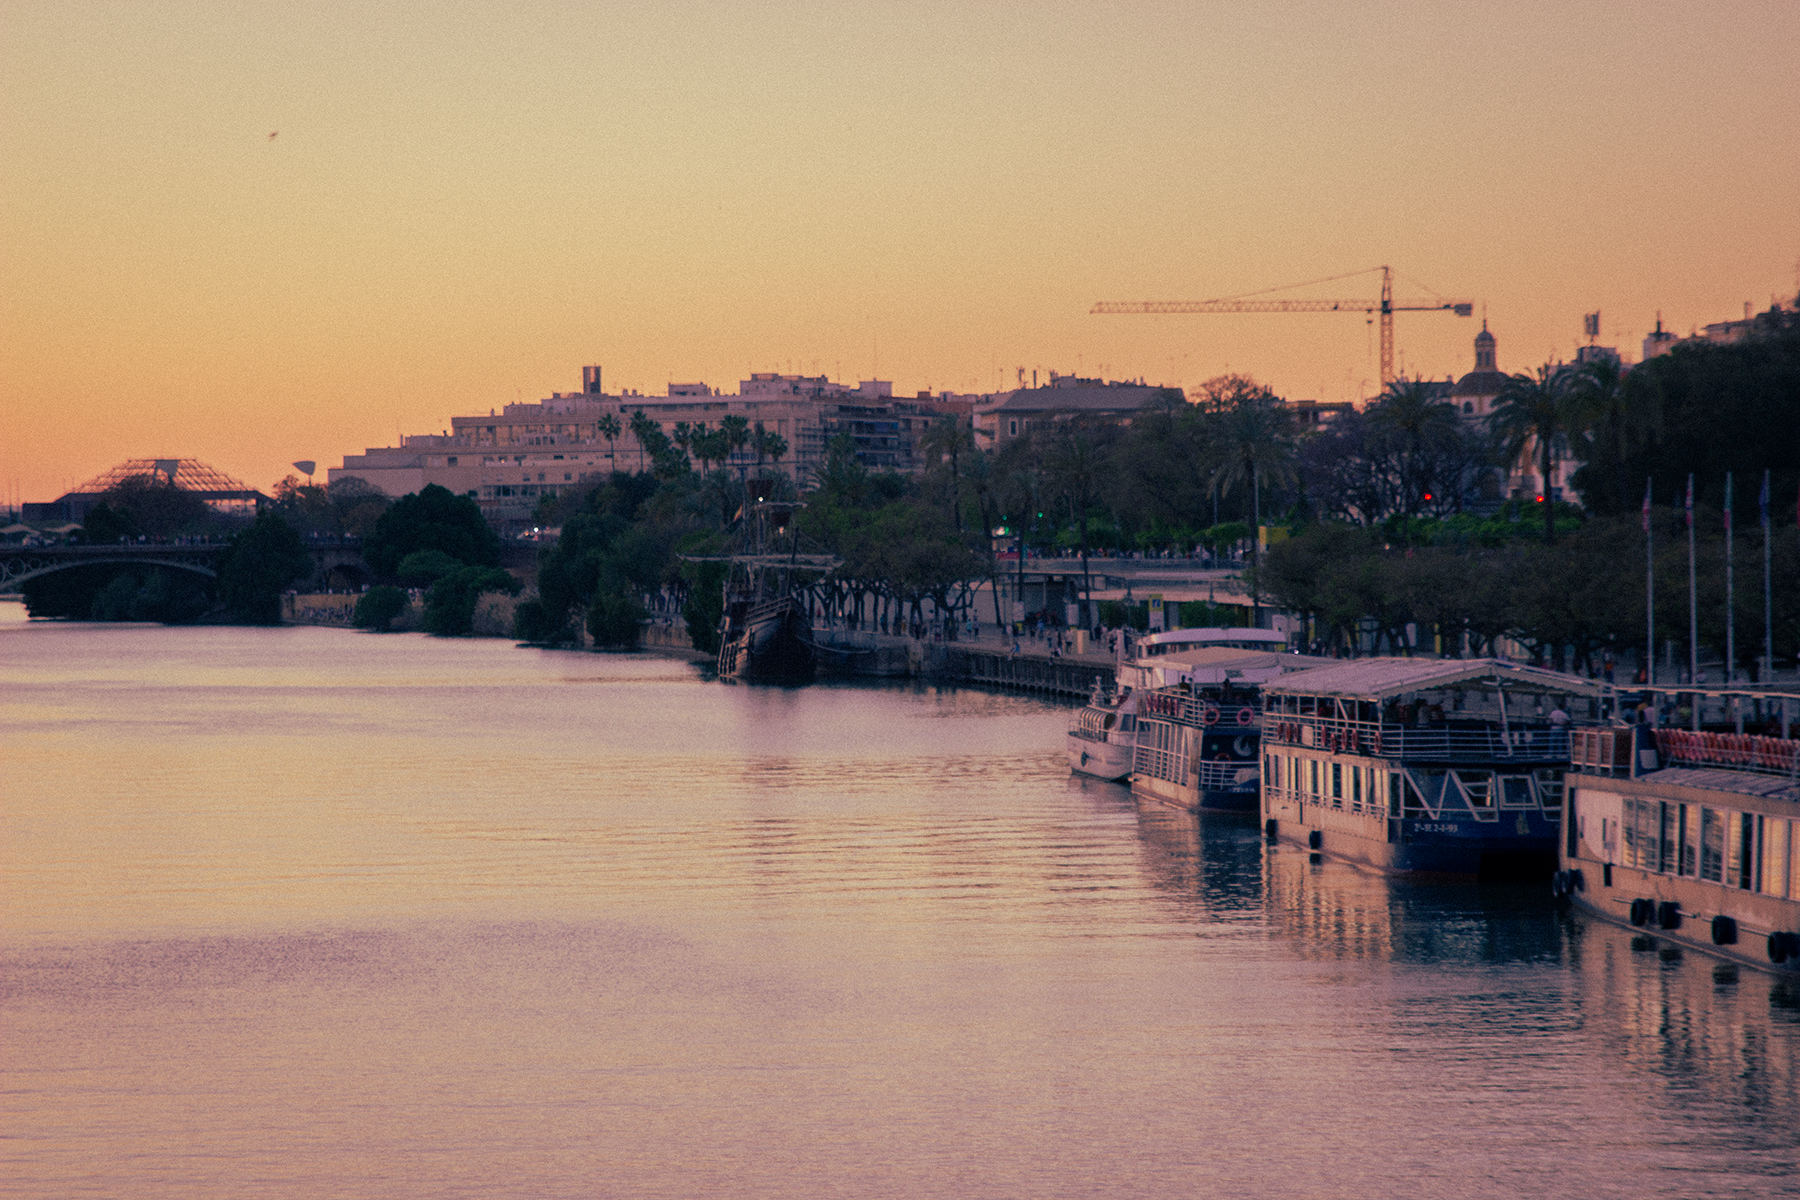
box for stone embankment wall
[282,592,520,636]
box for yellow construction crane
[1092,265,1473,389]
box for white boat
[1068,680,1139,781]
[1066,627,1311,788]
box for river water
[2,604,1796,1199]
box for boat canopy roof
[1263,657,1605,702]
[1143,647,1333,682]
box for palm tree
[1364,376,1460,518]
[628,410,657,473]
[1565,354,1652,515]
[719,414,751,480]
[1491,362,1578,542]
[596,413,622,476]
[1205,382,1297,606]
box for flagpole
[1725,472,1734,683]
[1644,476,1655,689]
[1687,472,1698,730]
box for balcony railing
[1262,714,1570,764]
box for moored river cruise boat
[1259,658,1605,876]
[1068,627,1301,785]
[1123,647,1332,810]
[1559,685,1800,976]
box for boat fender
[1629,899,1651,927]
[1307,829,1323,850]
[1710,915,1738,946]
[1237,707,1255,727]
[1264,818,1279,841]
[1657,901,1682,930]
[1550,871,1567,899]
[1769,931,1800,964]
[1570,868,1585,892]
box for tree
[1491,362,1579,542]
[1201,375,1296,605]
[920,412,975,532]
[1362,377,1464,519]
[217,511,313,624]
[629,410,659,473]
[353,585,410,631]
[363,484,500,579]
[422,565,520,636]
[596,413,623,475]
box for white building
[329,367,985,528]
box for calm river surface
[3,603,1797,1199]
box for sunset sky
[4,0,1796,503]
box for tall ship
[1559,684,1800,975]
[1259,658,1604,875]
[707,497,838,685]
[1069,627,1290,783]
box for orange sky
[4,1,1797,503]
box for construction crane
[1092,266,1473,389]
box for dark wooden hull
[717,595,815,684]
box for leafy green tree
[81,501,138,544]
[353,585,410,631]
[94,474,215,539]
[681,558,727,653]
[395,548,465,587]
[422,565,521,636]
[587,591,648,648]
[218,511,314,624]
[1570,322,1799,521]
[363,484,500,579]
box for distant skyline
[4,0,1797,501]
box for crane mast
[1093,266,1474,389]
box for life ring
[1202,704,1220,725]
[1237,707,1255,727]
[1370,730,1382,755]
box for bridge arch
[2,556,219,589]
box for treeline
[1258,511,1800,677]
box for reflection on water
[2,609,1797,1198]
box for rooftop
[1264,657,1605,701]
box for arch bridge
[0,541,371,590]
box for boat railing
[1136,689,1262,728]
[1262,714,1570,763]
[1194,758,1258,792]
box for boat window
[1498,775,1533,808]
[1533,769,1564,812]
[1760,818,1793,898]
[1119,715,1135,733]
[1456,770,1494,808]
[1679,804,1699,877]
[1727,812,1754,890]
[1700,807,1725,883]
[1331,762,1343,805]
[1309,759,1320,798]
[1350,765,1362,812]
[1102,713,1116,730]
[1659,803,1679,874]
[1300,696,1316,716]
